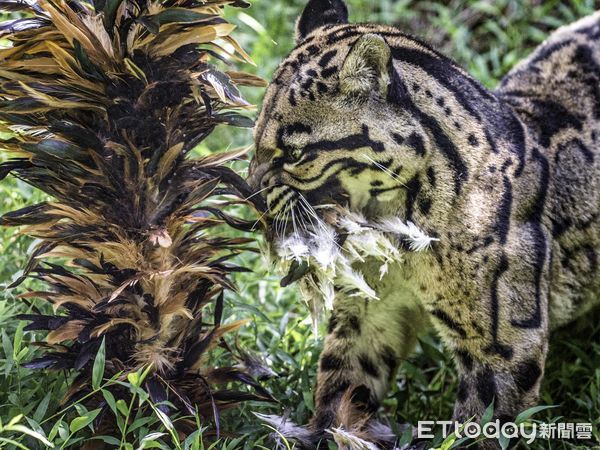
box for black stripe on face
[289,157,370,185]
[277,123,313,149]
[304,124,386,153]
[406,132,426,156]
[267,187,296,214]
[302,177,348,207]
[404,175,421,221]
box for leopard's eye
[289,147,303,161]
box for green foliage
[1,0,599,449]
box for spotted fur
[249,1,600,448]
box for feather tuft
[269,205,439,330]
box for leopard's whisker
[362,154,407,188]
[245,185,273,201]
[251,203,273,231]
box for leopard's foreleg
[311,286,428,446]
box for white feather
[270,207,440,333]
[309,226,339,269]
[379,261,389,280]
[321,279,336,311]
[277,235,309,261]
[338,261,378,300]
[327,427,381,450]
[338,217,365,234]
[377,217,439,251]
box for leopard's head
[249,0,463,226]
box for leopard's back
[498,12,600,327]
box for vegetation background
[0,0,599,449]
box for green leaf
[92,337,106,390]
[73,40,104,81]
[0,437,30,450]
[127,370,140,388]
[2,329,14,365]
[481,399,495,425]
[499,433,511,450]
[153,408,174,432]
[7,414,23,427]
[102,389,117,416]
[116,399,130,417]
[7,424,54,448]
[69,408,101,433]
[48,418,64,441]
[92,436,121,446]
[398,426,413,446]
[140,432,166,443]
[33,392,52,423]
[127,416,155,433]
[515,405,556,424]
[12,320,24,359]
[439,434,456,450]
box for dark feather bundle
[0,0,271,439]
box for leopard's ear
[296,0,349,43]
[340,34,392,99]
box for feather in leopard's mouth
[264,199,439,332]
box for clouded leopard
[248,0,600,448]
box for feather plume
[269,205,439,328]
[0,0,272,441]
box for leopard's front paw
[254,412,327,449]
[255,412,414,450]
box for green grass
[1,1,599,449]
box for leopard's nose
[247,160,270,191]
